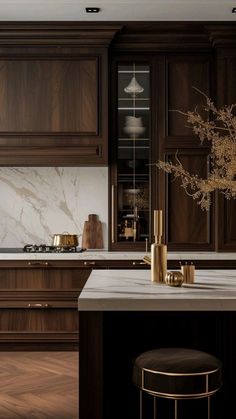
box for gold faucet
[143,255,151,265]
[151,210,167,282]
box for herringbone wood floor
[0,352,78,419]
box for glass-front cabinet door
[110,61,151,250]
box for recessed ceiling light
[232,7,236,13]
[85,7,100,13]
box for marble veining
[0,167,108,248]
[78,269,236,311]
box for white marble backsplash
[0,167,108,248]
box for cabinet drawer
[106,260,149,269]
[0,298,78,308]
[0,308,78,332]
[0,267,90,290]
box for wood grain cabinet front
[0,23,121,166]
[0,259,149,349]
[109,53,213,252]
[0,263,91,350]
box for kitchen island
[2,251,236,351]
[78,269,236,419]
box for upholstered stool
[132,348,222,419]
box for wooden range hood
[0,23,121,166]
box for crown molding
[0,22,122,46]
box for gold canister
[165,271,184,287]
[151,210,167,283]
[181,263,195,284]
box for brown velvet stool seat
[132,348,222,419]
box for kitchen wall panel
[0,167,108,248]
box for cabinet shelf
[118,70,150,74]
[118,137,150,141]
[118,98,149,101]
[118,209,149,212]
[118,146,149,149]
[118,107,150,110]
[118,173,149,177]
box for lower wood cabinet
[0,258,235,350]
[0,261,92,350]
[0,259,150,350]
[0,308,78,344]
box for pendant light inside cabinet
[124,76,144,95]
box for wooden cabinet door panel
[0,268,90,290]
[0,266,85,347]
[0,59,98,134]
[165,152,214,250]
[217,52,236,250]
[0,308,78,332]
[165,55,210,141]
[218,198,236,250]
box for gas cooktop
[23,244,86,253]
[0,245,86,253]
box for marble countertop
[78,269,236,311]
[0,250,235,260]
[0,250,146,260]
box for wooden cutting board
[82,214,104,249]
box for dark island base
[79,311,235,419]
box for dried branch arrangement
[156,90,236,210]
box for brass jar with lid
[165,271,184,287]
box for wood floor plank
[0,352,78,418]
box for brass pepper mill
[181,262,195,284]
[151,210,167,283]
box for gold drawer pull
[27,261,49,266]
[83,261,96,266]
[27,303,50,308]
[132,261,146,266]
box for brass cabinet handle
[132,261,146,266]
[27,261,49,266]
[27,303,49,308]
[83,261,96,266]
[111,185,115,243]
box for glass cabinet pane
[117,63,150,242]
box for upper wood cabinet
[0,23,121,166]
[216,47,236,251]
[109,60,151,251]
[109,52,213,251]
[164,55,210,141]
[0,58,98,134]
[160,54,214,251]
[109,24,236,252]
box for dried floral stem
[156,90,236,210]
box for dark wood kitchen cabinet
[216,47,236,251]
[109,51,213,251]
[110,59,151,251]
[0,23,120,166]
[109,23,236,252]
[0,260,92,350]
[0,259,148,350]
[162,52,214,251]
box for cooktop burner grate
[23,244,85,253]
